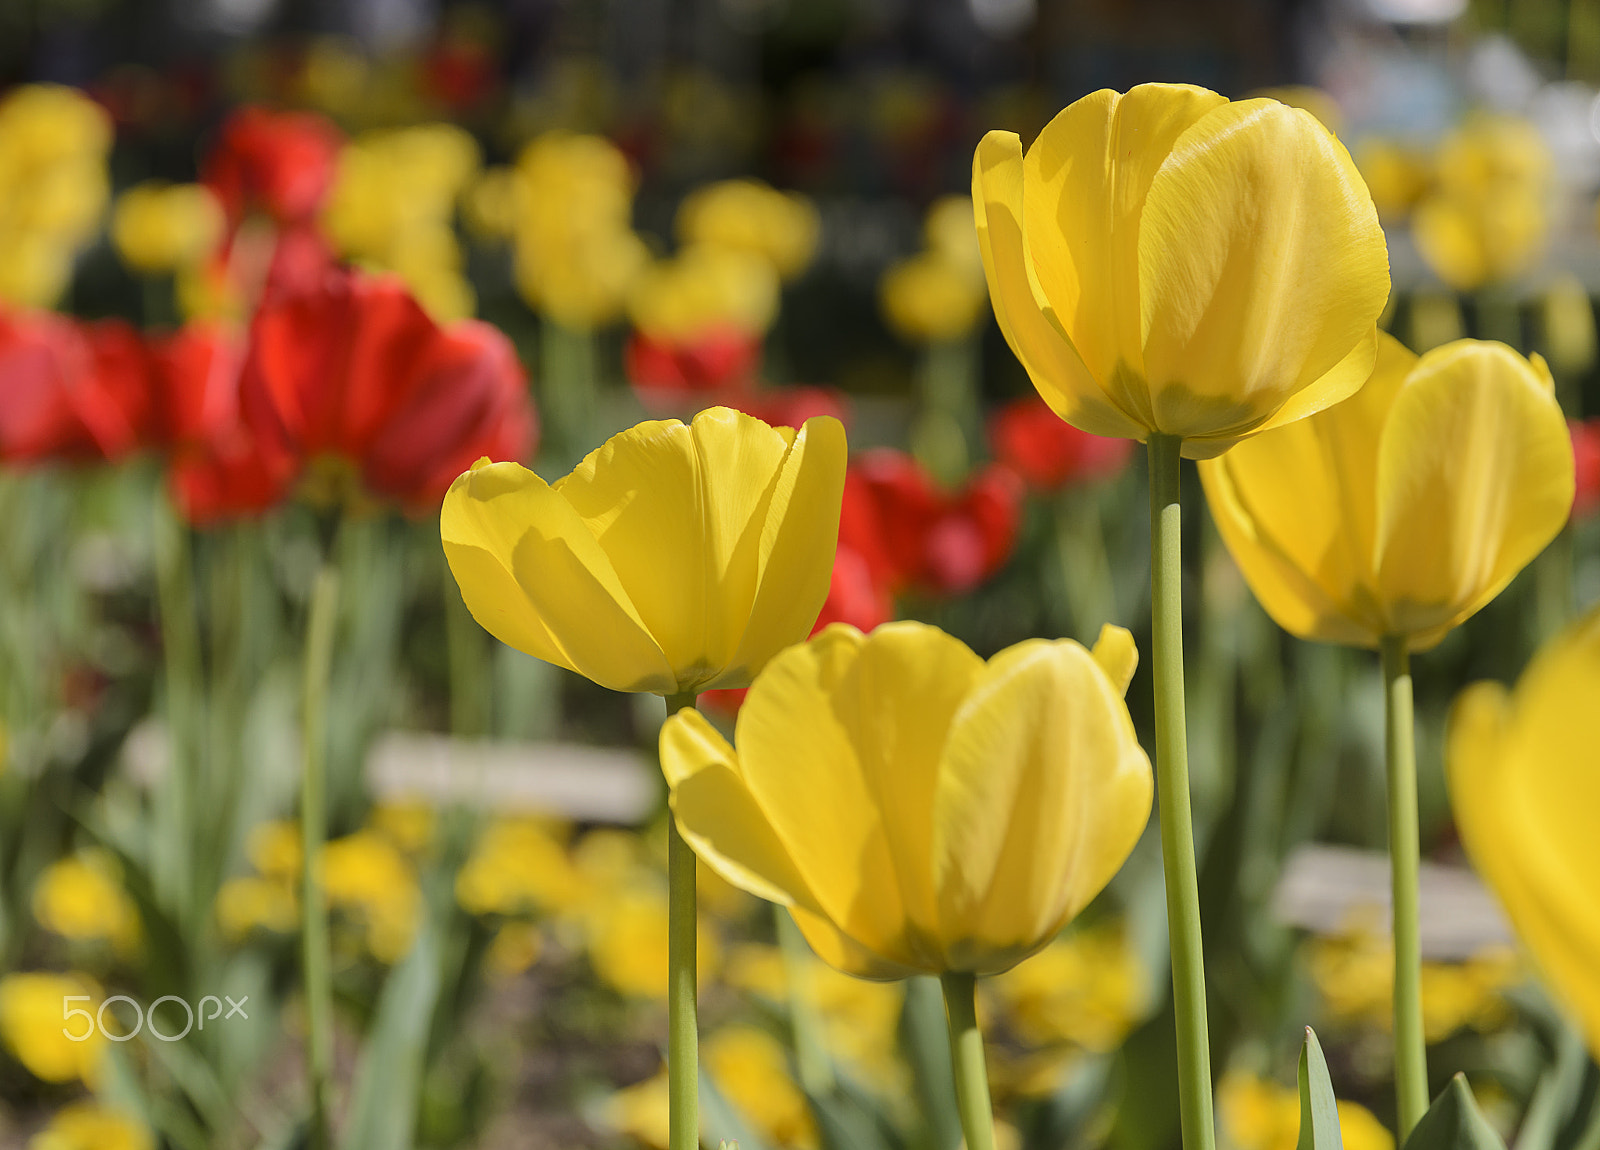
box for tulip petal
[660,709,822,913]
[719,413,848,689]
[441,459,676,693]
[1024,83,1226,417]
[1090,623,1138,695]
[1196,331,1416,646]
[931,639,1152,974]
[735,623,980,969]
[1448,613,1600,1056]
[1374,341,1574,645]
[972,131,1146,441]
[788,904,922,981]
[1138,99,1389,443]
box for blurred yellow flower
[443,407,847,696]
[111,182,225,274]
[1354,138,1432,222]
[508,131,648,330]
[880,249,988,343]
[585,883,719,998]
[973,83,1389,458]
[216,875,298,939]
[455,817,578,917]
[1200,334,1573,650]
[32,850,141,953]
[660,621,1151,978]
[629,244,781,341]
[1413,115,1551,291]
[987,924,1144,1052]
[484,921,545,981]
[676,179,820,281]
[0,84,113,307]
[324,830,422,963]
[923,194,984,280]
[1307,930,1519,1041]
[0,972,104,1085]
[248,819,303,879]
[1540,274,1597,378]
[704,1026,817,1149]
[369,802,435,855]
[322,124,481,321]
[29,1101,152,1150]
[1220,1072,1392,1150]
[1448,603,1600,1058]
[607,1068,671,1149]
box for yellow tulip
[1447,603,1600,1058]
[1199,333,1574,650]
[1353,138,1432,222]
[442,406,847,695]
[0,972,104,1085]
[32,850,141,952]
[111,181,225,274]
[629,243,781,340]
[880,249,988,343]
[971,83,1390,458]
[29,1101,153,1150]
[658,620,1152,978]
[676,178,820,281]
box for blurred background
[1,1,1599,1150]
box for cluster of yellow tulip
[438,79,1593,1150]
[879,195,989,345]
[322,123,483,321]
[0,85,113,309]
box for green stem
[1381,635,1428,1137]
[776,907,835,1096]
[444,558,488,737]
[301,559,341,1150]
[154,495,203,929]
[1147,433,1216,1150]
[939,972,995,1150]
[1055,487,1115,640]
[541,322,599,470]
[1575,1088,1600,1150]
[666,691,699,1150]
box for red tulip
[0,309,149,464]
[842,448,1023,597]
[988,395,1134,492]
[1573,418,1600,521]
[624,327,760,405]
[241,267,536,510]
[203,106,343,227]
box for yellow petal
[1197,332,1417,646]
[1024,83,1226,424]
[1090,624,1138,695]
[972,131,1147,440]
[660,709,821,913]
[1373,340,1574,645]
[441,461,675,692]
[931,638,1152,974]
[734,622,981,969]
[1138,99,1389,444]
[1447,610,1600,1056]
[719,413,848,690]
[788,905,921,981]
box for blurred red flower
[0,309,149,464]
[988,395,1135,492]
[624,327,760,406]
[1572,418,1600,521]
[203,106,343,227]
[154,324,291,524]
[241,267,536,511]
[843,448,1023,597]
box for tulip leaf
[1298,1026,1344,1150]
[1401,1075,1509,1150]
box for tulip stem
[665,691,700,1150]
[1381,634,1428,1137]
[1147,433,1216,1150]
[301,558,341,1150]
[939,972,996,1150]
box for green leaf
[339,914,443,1150]
[1298,1026,1344,1150]
[1401,1075,1509,1150]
